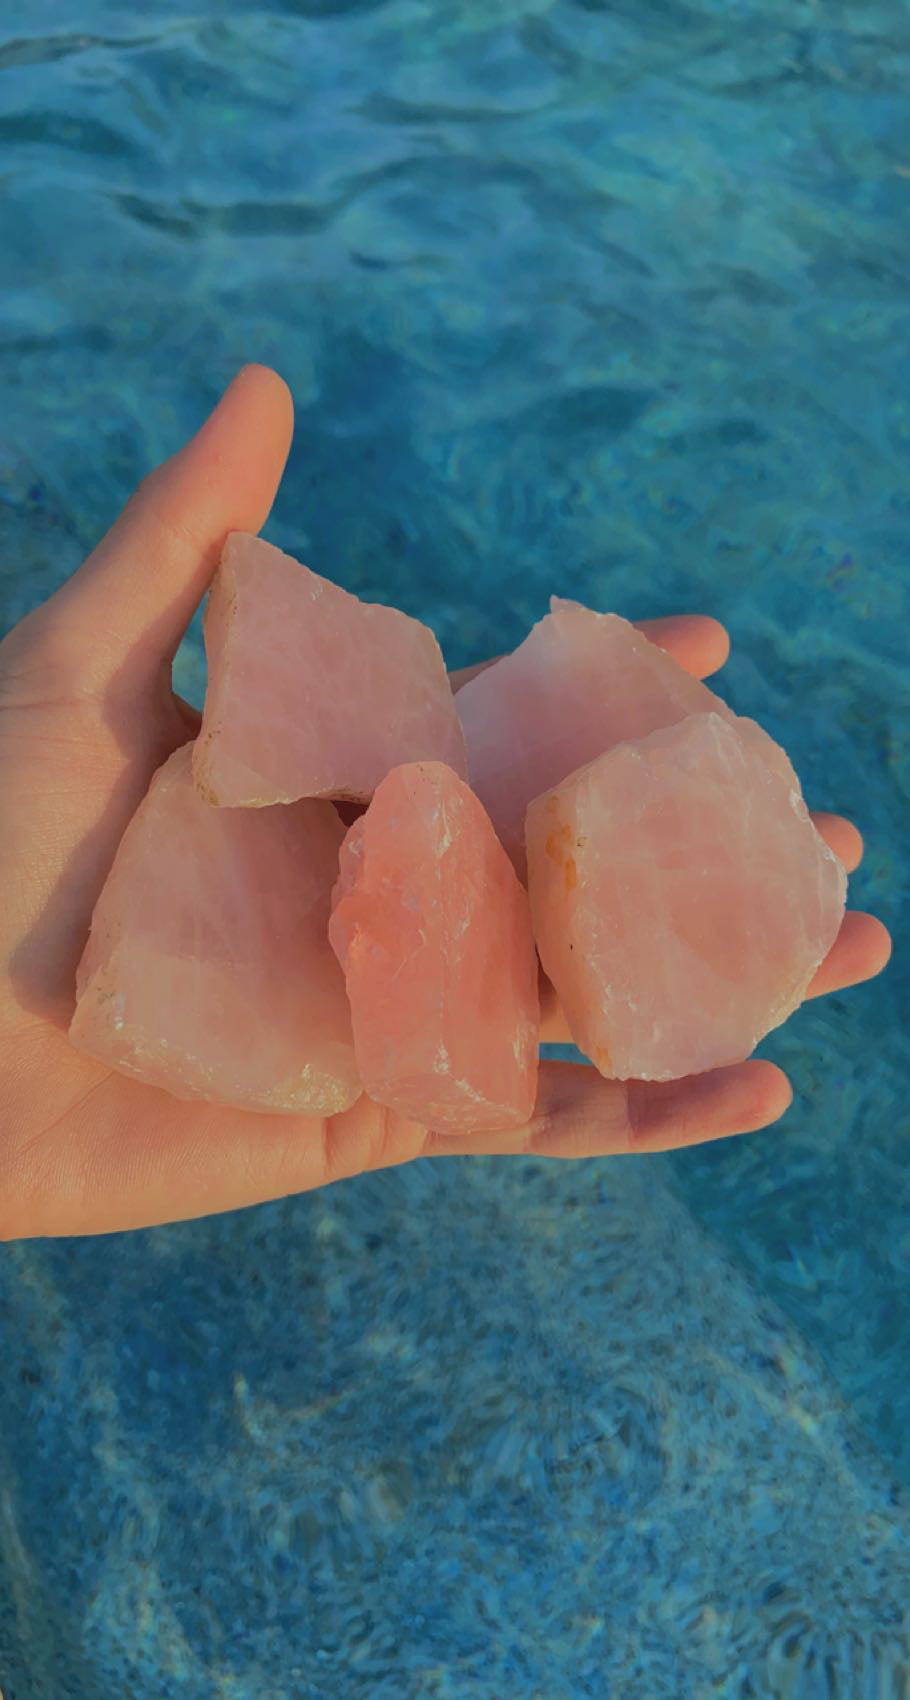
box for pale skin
[0,367,892,1240]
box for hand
[0,367,891,1239]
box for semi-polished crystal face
[329,761,540,1134]
[193,531,467,808]
[70,743,361,1114]
[456,598,732,879]
[526,712,846,1082]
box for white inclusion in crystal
[513,1021,536,1064]
[435,792,457,856]
[454,1078,490,1105]
[433,1042,450,1075]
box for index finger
[450,612,730,691]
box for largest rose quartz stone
[329,762,540,1134]
[69,744,360,1114]
[193,532,467,807]
[456,598,732,877]
[526,712,846,1081]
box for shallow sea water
[0,3,908,1696]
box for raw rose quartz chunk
[456,598,732,877]
[193,532,467,807]
[329,762,540,1134]
[526,712,846,1082]
[70,744,360,1114]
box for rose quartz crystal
[526,712,846,1082]
[456,598,733,877]
[193,532,467,807]
[329,762,540,1134]
[70,744,361,1114]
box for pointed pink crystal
[70,743,360,1114]
[526,712,846,1082]
[193,532,467,807]
[456,598,732,877]
[329,762,540,1133]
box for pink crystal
[526,712,846,1081]
[193,532,467,807]
[456,598,732,877]
[329,762,540,1133]
[70,743,361,1114]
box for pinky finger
[805,911,892,1001]
[423,1058,792,1160]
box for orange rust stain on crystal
[565,855,577,890]
[545,821,573,862]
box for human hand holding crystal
[0,367,891,1239]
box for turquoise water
[1,4,908,1696]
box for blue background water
[1,3,908,1696]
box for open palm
[0,367,891,1239]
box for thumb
[46,364,294,691]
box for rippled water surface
[1,4,908,1696]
